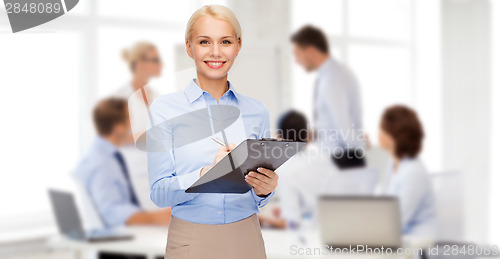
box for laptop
[318,196,402,249]
[48,189,133,242]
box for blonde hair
[185,5,242,44]
[122,42,157,72]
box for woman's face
[136,48,162,78]
[378,126,395,154]
[186,15,241,81]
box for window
[348,0,412,41]
[97,0,192,23]
[0,32,81,233]
[291,0,343,36]
[347,45,412,137]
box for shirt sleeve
[88,164,141,228]
[278,173,303,225]
[250,188,274,208]
[397,171,430,232]
[147,104,201,208]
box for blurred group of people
[261,25,436,238]
[74,24,435,240]
[74,42,170,228]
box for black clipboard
[186,138,307,193]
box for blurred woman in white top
[378,105,436,238]
[112,42,163,210]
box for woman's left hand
[245,167,278,197]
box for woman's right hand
[200,143,236,177]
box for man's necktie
[114,151,140,207]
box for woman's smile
[204,60,227,69]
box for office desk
[47,226,168,259]
[47,227,413,259]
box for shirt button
[218,211,222,215]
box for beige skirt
[165,214,267,259]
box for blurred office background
[0,0,499,257]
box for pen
[211,137,226,146]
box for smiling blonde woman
[147,5,277,259]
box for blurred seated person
[258,110,309,229]
[378,105,436,237]
[259,110,377,229]
[75,98,171,228]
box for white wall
[441,0,492,243]
[228,0,292,129]
[490,0,500,245]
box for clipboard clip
[259,138,294,142]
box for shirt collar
[317,57,334,75]
[94,136,117,156]
[184,78,239,104]
[226,81,239,101]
